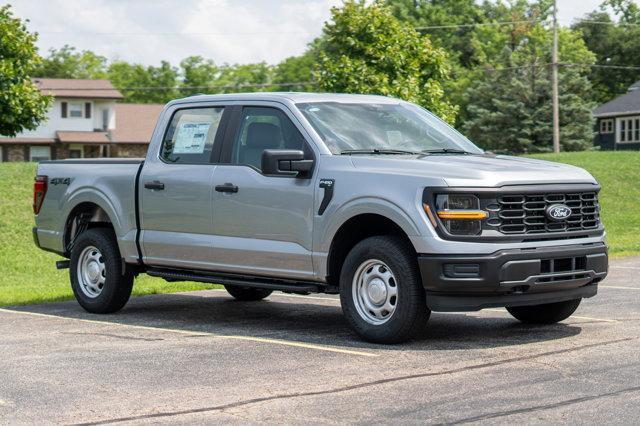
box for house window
[29,146,51,162]
[69,102,83,118]
[600,119,613,134]
[618,116,640,143]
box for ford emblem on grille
[546,204,572,221]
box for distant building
[0,78,163,161]
[593,81,640,150]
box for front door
[211,106,317,280]
[140,106,227,269]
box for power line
[37,81,317,92]
[37,31,315,36]
[563,63,640,70]
[35,19,545,37]
[414,19,541,30]
[570,19,640,27]
[33,63,640,93]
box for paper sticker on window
[386,130,403,146]
[173,122,211,154]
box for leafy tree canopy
[463,27,595,153]
[0,5,51,136]
[315,0,457,123]
[107,60,178,104]
[572,0,640,103]
[34,45,107,79]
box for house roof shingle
[33,78,123,100]
[56,131,110,144]
[0,137,55,145]
[593,85,640,117]
[111,103,164,144]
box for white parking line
[600,285,640,290]
[610,266,640,270]
[483,308,617,323]
[0,308,377,358]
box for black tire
[506,298,582,324]
[339,235,430,344]
[70,228,134,314]
[224,285,273,301]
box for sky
[10,0,606,67]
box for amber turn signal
[436,210,488,220]
[423,203,438,228]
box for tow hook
[56,260,70,270]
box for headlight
[434,194,487,235]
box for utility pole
[552,0,560,153]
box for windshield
[297,101,483,155]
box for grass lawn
[1,151,638,306]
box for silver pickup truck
[33,93,608,343]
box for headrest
[246,122,282,149]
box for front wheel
[506,299,582,324]
[70,228,134,314]
[340,236,430,344]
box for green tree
[215,62,274,93]
[107,60,178,103]
[273,51,317,92]
[573,3,640,103]
[179,55,218,96]
[386,0,485,67]
[34,45,107,79]
[0,5,51,136]
[463,28,595,153]
[315,0,457,123]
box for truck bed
[34,159,144,263]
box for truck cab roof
[170,92,403,106]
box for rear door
[210,104,317,280]
[140,105,228,269]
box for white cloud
[9,0,608,67]
[11,0,341,66]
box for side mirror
[261,149,314,178]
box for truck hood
[349,154,598,187]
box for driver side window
[232,107,307,171]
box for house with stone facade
[0,78,163,161]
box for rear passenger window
[161,107,224,164]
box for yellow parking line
[0,308,377,358]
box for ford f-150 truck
[33,93,608,343]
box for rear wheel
[70,228,134,314]
[340,235,430,344]
[506,299,582,324]
[224,285,273,301]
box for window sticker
[173,122,211,154]
[386,130,403,146]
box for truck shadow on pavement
[11,290,582,352]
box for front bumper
[418,243,608,311]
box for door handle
[144,180,165,190]
[215,183,238,193]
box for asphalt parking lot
[1,257,638,425]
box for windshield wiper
[421,148,470,155]
[340,149,420,155]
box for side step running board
[146,267,326,294]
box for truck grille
[492,192,600,234]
